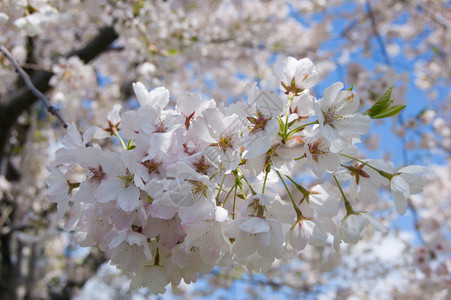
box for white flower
[338,213,386,244]
[300,183,341,218]
[176,92,216,129]
[133,82,169,109]
[181,204,231,265]
[56,123,96,164]
[94,151,141,212]
[130,265,169,294]
[274,57,319,94]
[192,108,244,172]
[287,217,336,254]
[228,217,284,261]
[347,159,393,205]
[305,133,341,177]
[314,82,370,152]
[109,231,152,272]
[390,165,427,215]
[0,13,9,25]
[94,104,122,139]
[46,166,76,219]
[242,83,283,159]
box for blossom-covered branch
[48,57,425,294]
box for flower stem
[262,165,271,193]
[113,130,127,150]
[333,175,355,215]
[282,94,294,140]
[285,174,310,204]
[237,168,256,195]
[210,165,224,180]
[287,120,319,138]
[339,153,394,180]
[216,174,226,205]
[276,170,303,220]
[232,185,237,220]
[221,183,236,208]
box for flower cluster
[47,57,425,294]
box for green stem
[262,165,270,193]
[276,170,303,220]
[210,166,224,180]
[294,155,306,161]
[282,94,294,139]
[237,168,256,195]
[333,175,354,215]
[238,183,247,201]
[221,184,236,208]
[113,130,127,150]
[285,174,310,204]
[154,244,160,266]
[232,185,237,220]
[287,120,319,138]
[339,153,394,180]
[215,174,226,205]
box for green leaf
[371,105,406,119]
[27,4,38,14]
[364,86,393,117]
[126,139,136,150]
[132,0,144,16]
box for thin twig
[0,45,68,128]
[401,0,448,30]
[407,197,425,244]
[366,0,391,66]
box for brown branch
[49,247,106,300]
[0,26,118,161]
[401,0,448,30]
[0,45,68,128]
[366,0,391,66]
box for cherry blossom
[390,165,427,215]
[314,82,371,152]
[43,58,428,294]
[338,212,387,244]
[1,1,449,298]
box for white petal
[310,158,326,177]
[95,178,122,202]
[117,186,140,212]
[149,87,170,109]
[239,217,270,234]
[321,82,344,112]
[132,82,149,106]
[392,189,408,215]
[398,165,427,174]
[108,230,127,249]
[254,90,283,118]
[339,214,365,243]
[391,176,410,214]
[215,206,229,222]
[361,214,386,233]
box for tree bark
[0,25,118,300]
[0,26,118,161]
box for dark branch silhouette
[0,25,118,300]
[0,45,68,128]
[0,26,118,161]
